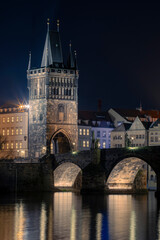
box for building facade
[78,111,114,150]
[27,21,78,158]
[0,105,28,158]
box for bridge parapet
[54,150,92,169]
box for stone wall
[0,161,53,192]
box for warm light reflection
[96,213,102,240]
[40,203,47,240]
[130,211,136,240]
[14,202,26,240]
[70,208,76,240]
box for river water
[0,191,159,240]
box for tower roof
[41,21,63,68]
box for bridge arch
[53,162,82,191]
[50,129,72,154]
[105,154,157,192]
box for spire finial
[69,40,72,50]
[74,50,78,70]
[28,51,31,70]
[140,100,142,112]
[47,18,50,31]
[57,19,60,32]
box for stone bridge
[1,146,160,194]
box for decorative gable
[129,116,145,130]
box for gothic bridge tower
[27,20,78,158]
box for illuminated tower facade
[27,20,78,158]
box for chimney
[98,99,102,112]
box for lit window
[83,129,86,135]
[98,142,100,148]
[20,116,23,122]
[7,129,9,135]
[16,142,18,149]
[87,129,89,136]
[97,131,100,138]
[11,129,14,135]
[6,143,9,149]
[102,131,106,138]
[11,142,13,149]
[19,142,22,149]
[16,128,19,135]
[87,141,89,147]
[11,117,14,122]
[2,143,4,150]
[83,141,86,147]
[79,129,82,135]
[16,117,19,122]
[2,129,5,136]
[7,117,9,123]
[2,118,5,123]
[20,128,23,135]
[103,141,106,149]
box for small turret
[74,50,78,70]
[67,41,75,68]
[28,51,31,70]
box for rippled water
[0,192,159,240]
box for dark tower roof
[41,20,63,67]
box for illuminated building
[27,20,78,158]
[78,110,114,150]
[111,117,151,148]
[0,105,28,158]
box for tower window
[34,89,37,96]
[40,114,43,121]
[58,105,64,121]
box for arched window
[58,104,64,121]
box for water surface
[0,192,159,240]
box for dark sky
[1,1,160,110]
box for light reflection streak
[157,210,160,240]
[70,208,76,240]
[40,203,47,240]
[14,202,25,240]
[130,211,136,240]
[96,213,102,240]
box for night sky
[1,1,160,111]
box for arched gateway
[50,130,71,154]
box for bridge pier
[81,163,106,193]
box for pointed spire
[140,100,142,112]
[67,41,75,68]
[57,19,60,32]
[74,50,78,70]
[47,18,50,31]
[41,19,53,67]
[28,51,31,70]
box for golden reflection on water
[130,211,136,240]
[14,202,26,240]
[0,192,158,240]
[96,213,102,240]
[40,203,47,240]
